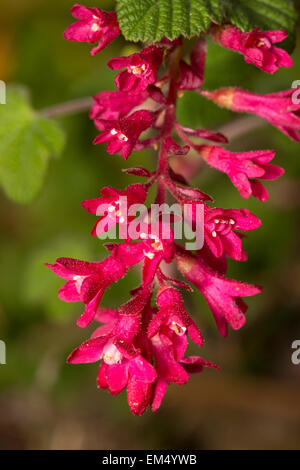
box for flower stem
[40,97,93,119]
[158,45,183,170]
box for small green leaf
[0,86,65,204]
[116,0,298,52]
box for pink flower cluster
[48,5,298,414]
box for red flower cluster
[48,5,297,414]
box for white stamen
[151,240,163,251]
[110,128,118,135]
[118,133,128,142]
[129,64,147,75]
[144,251,155,260]
[212,231,217,238]
[91,23,101,32]
[119,216,125,223]
[73,275,84,292]
[170,321,187,336]
[102,343,122,365]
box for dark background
[0,0,300,450]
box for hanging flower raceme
[201,87,300,142]
[54,5,299,414]
[64,4,120,56]
[198,145,284,201]
[211,25,293,74]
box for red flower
[111,222,175,286]
[148,287,204,347]
[68,288,157,415]
[203,206,261,261]
[108,46,163,94]
[202,87,300,142]
[176,247,262,337]
[198,145,284,201]
[148,291,218,411]
[94,110,153,160]
[64,4,120,56]
[211,25,293,74]
[82,184,147,237]
[178,37,207,90]
[90,90,148,125]
[46,256,127,327]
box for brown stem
[40,97,93,119]
[218,115,266,141]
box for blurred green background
[0,0,300,450]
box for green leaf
[0,86,65,204]
[116,0,298,52]
[116,0,227,42]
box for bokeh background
[1,0,300,450]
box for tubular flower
[108,46,164,94]
[81,184,147,237]
[149,291,218,411]
[68,288,156,415]
[198,145,284,201]
[111,222,175,285]
[175,247,262,337]
[211,25,293,74]
[46,256,127,327]
[148,287,204,348]
[178,37,207,90]
[68,325,157,415]
[64,4,120,56]
[90,90,148,125]
[201,87,300,142]
[202,206,261,261]
[93,110,153,159]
